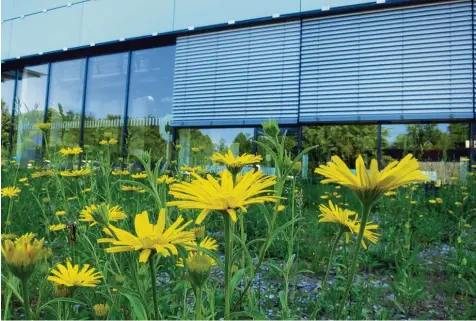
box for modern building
[1,0,475,175]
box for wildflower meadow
[1,120,475,320]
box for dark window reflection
[15,64,49,163]
[48,59,86,151]
[83,53,128,161]
[2,70,16,158]
[126,46,175,164]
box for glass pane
[126,46,175,166]
[382,123,469,183]
[14,64,49,164]
[48,59,86,153]
[83,53,128,162]
[302,124,378,173]
[177,128,254,170]
[1,70,16,159]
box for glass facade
[47,59,86,152]
[15,64,49,163]
[1,70,16,158]
[83,53,128,161]
[126,46,175,167]
[177,128,254,169]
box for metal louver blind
[172,21,301,127]
[300,1,474,123]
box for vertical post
[41,63,52,160]
[252,127,258,155]
[121,51,133,168]
[8,69,19,159]
[297,125,303,154]
[171,127,177,162]
[377,123,382,169]
[79,57,90,166]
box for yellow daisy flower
[31,170,55,178]
[120,185,145,193]
[210,150,262,174]
[56,210,66,216]
[131,173,147,179]
[34,122,51,130]
[49,224,66,232]
[157,175,177,184]
[168,169,280,224]
[98,209,195,263]
[1,186,21,198]
[60,168,92,177]
[59,147,83,156]
[93,304,109,317]
[112,170,130,176]
[48,261,102,287]
[314,154,427,205]
[80,204,127,226]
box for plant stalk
[148,255,159,320]
[337,203,371,319]
[223,213,233,320]
[195,286,203,320]
[21,277,31,320]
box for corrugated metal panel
[300,1,474,123]
[172,21,301,127]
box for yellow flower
[192,147,200,152]
[98,209,195,263]
[53,284,69,297]
[34,122,51,130]
[410,200,417,205]
[48,261,102,287]
[168,169,280,224]
[192,226,206,239]
[384,191,396,197]
[31,170,55,178]
[67,196,78,201]
[100,138,118,145]
[131,173,147,179]
[455,201,462,207]
[314,154,426,205]
[185,236,218,252]
[60,168,92,177]
[175,144,182,150]
[49,224,66,232]
[318,201,379,249]
[93,304,109,317]
[1,233,17,240]
[19,178,28,183]
[436,198,443,204]
[1,233,49,278]
[1,186,21,198]
[450,176,458,180]
[448,210,454,214]
[80,204,127,226]
[59,147,83,156]
[157,175,177,184]
[429,200,436,204]
[320,195,329,199]
[210,150,262,174]
[460,157,470,162]
[120,185,145,193]
[276,205,286,212]
[112,170,130,176]
[184,252,215,287]
[56,210,66,216]
[82,188,92,194]
[180,165,202,173]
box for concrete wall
[1,0,374,60]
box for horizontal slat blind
[172,21,300,127]
[300,1,474,123]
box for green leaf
[230,268,248,294]
[116,287,148,320]
[230,310,267,320]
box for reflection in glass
[257,127,299,173]
[178,128,254,170]
[15,64,49,163]
[302,125,378,173]
[83,53,128,161]
[1,70,16,158]
[48,59,86,152]
[382,123,469,182]
[126,46,175,166]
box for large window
[48,59,86,152]
[15,65,49,164]
[382,123,469,182]
[83,53,128,161]
[302,124,378,173]
[178,128,254,169]
[1,71,16,158]
[126,46,175,166]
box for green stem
[194,286,203,320]
[21,277,31,320]
[5,197,14,231]
[310,229,344,319]
[148,255,159,320]
[223,213,233,320]
[337,203,371,319]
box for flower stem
[21,277,31,320]
[148,255,159,320]
[337,203,371,319]
[223,213,233,320]
[194,286,203,320]
[311,229,343,319]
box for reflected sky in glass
[128,46,175,119]
[1,71,16,113]
[18,64,48,114]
